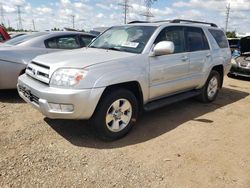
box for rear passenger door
[185,27,211,86]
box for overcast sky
[1,0,250,33]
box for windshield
[89,26,156,54]
[5,32,48,45]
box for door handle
[206,53,211,57]
[181,56,188,61]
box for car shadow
[45,87,249,149]
[0,89,24,103]
[228,74,250,81]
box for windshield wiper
[101,47,122,52]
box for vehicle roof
[40,31,97,37]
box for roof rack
[128,21,150,24]
[170,19,217,27]
[128,19,218,27]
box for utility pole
[0,2,5,25]
[70,15,75,28]
[225,3,230,32]
[118,0,131,24]
[141,0,157,21]
[32,19,36,31]
[17,5,23,30]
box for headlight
[50,68,88,88]
[231,58,237,65]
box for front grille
[18,85,40,105]
[26,61,50,84]
[240,62,248,68]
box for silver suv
[18,19,232,140]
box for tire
[91,89,138,141]
[197,70,221,103]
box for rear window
[5,32,48,45]
[209,29,229,48]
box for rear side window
[209,29,229,48]
[80,35,95,47]
[45,35,81,49]
[186,27,209,52]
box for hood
[240,36,250,54]
[32,48,136,69]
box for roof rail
[128,19,218,27]
[170,19,218,27]
[128,21,150,24]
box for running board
[144,90,201,111]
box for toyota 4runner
[18,19,232,140]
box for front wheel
[197,70,221,103]
[91,89,138,140]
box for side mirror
[152,41,175,56]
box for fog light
[49,103,61,111]
[49,103,74,112]
[61,104,74,112]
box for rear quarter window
[209,29,229,48]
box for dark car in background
[229,36,250,77]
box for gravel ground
[0,76,250,188]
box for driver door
[149,26,190,100]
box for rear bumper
[17,74,105,119]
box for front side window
[45,36,80,49]
[209,29,229,48]
[186,27,210,52]
[154,26,185,53]
[89,26,156,54]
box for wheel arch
[211,64,224,88]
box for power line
[225,3,230,32]
[140,0,157,21]
[70,14,75,28]
[32,19,36,31]
[17,5,23,30]
[118,0,131,24]
[0,2,5,25]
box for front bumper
[17,74,105,119]
[230,64,250,77]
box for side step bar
[144,90,201,111]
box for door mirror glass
[153,41,174,56]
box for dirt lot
[0,76,250,188]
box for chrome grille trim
[26,61,50,84]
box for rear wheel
[197,70,221,103]
[91,89,138,140]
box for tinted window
[45,36,80,49]
[209,29,229,48]
[0,33,4,42]
[80,35,95,47]
[155,26,185,53]
[186,27,209,52]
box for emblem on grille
[32,69,36,75]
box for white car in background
[0,31,96,89]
